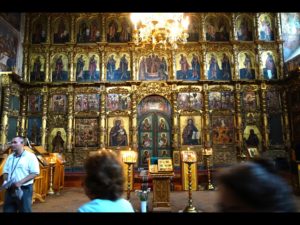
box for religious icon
[109,119,128,147]
[52,131,65,153]
[182,118,200,145]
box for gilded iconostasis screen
[1,12,295,169]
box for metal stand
[205,156,215,190]
[48,163,55,195]
[125,162,133,200]
[183,162,197,212]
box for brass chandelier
[130,13,189,49]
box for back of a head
[217,160,297,212]
[84,149,124,201]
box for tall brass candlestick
[183,161,197,213]
[126,162,132,200]
[205,155,215,190]
[48,161,55,195]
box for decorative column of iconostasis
[275,13,285,80]
[200,14,205,43]
[67,86,74,152]
[41,86,48,148]
[260,83,269,150]
[0,76,10,145]
[70,15,75,44]
[20,90,27,137]
[172,85,179,151]
[232,13,238,40]
[234,83,242,153]
[131,86,138,150]
[100,88,106,148]
[101,14,105,43]
[171,50,176,80]
[203,84,210,146]
[281,89,291,150]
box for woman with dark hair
[78,149,134,212]
[216,159,297,212]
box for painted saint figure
[245,129,259,147]
[264,52,277,79]
[221,53,231,80]
[243,53,254,79]
[107,55,116,80]
[158,118,166,131]
[88,55,97,80]
[142,118,151,131]
[119,54,128,79]
[32,56,42,81]
[109,120,128,146]
[52,131,65,153]
[76,55,85,80]
[208,54,220,80]
[191,54,200,79]
[182,118,199,145]
[54,55,64,81]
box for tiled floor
[1,187,300,212]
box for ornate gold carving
[136,82,172,103]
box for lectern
[150,158,174,211]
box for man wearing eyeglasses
[2,136,40,212]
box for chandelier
[130,13,189,49]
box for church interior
[1,12,300,212]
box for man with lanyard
[2,136,40,212]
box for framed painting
[51,54,69,82]
[258,14,275,41]
[206,52,232,80]
[75,54,100,82]
[76,18,101,43]
[262,51,278,80]
[238,52,256,80]
[30,55,46,82]
[31,16,47,44]
[27,116,42,145]
[75,118,99,147]
[106,93,131,111]
[172,151,180,167]
[180,115,202,146]
[205,16,230,42]
[106,53,131,81]
[236,15,253,41]
[53,17,70,43]
[28,95,42,113]
[208,91,234,110]
[242,91,258,112]
[50,94,67,113]
[175,53,201,80]
[138,53,168,81]
[187,15,199,42]
[106,17,132,43]
[177,92,203,111]
[74,94,100,112]
[211,116,234,145]
[268,114,284,146]
[0,17,18,72]
[107,117,129,148]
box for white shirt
[3,150,40,186]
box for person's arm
[13,173,38,188]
